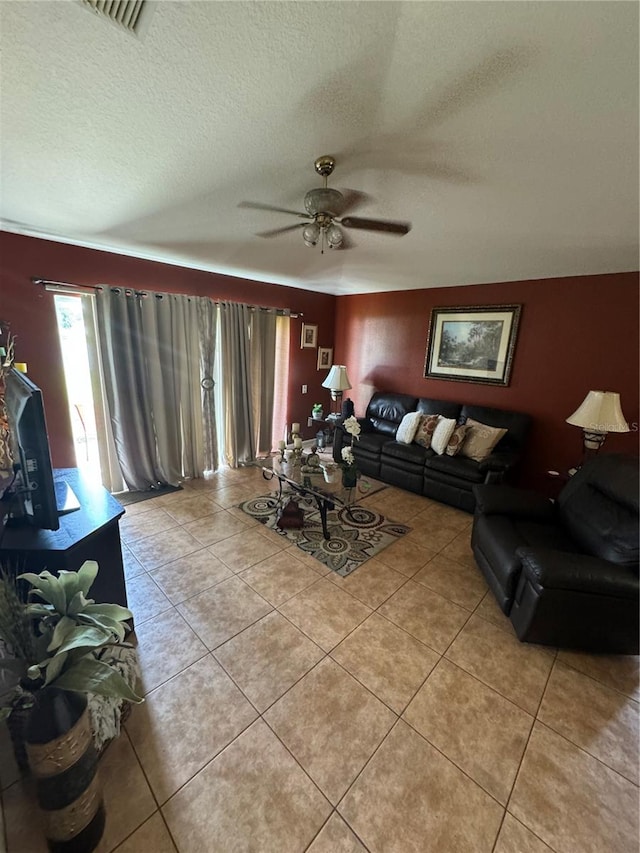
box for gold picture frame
[424,304,522,386]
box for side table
[307,414,343,448]
[545,469,572,499]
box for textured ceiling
[1,1,638,295]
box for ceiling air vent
[80,0,147,34]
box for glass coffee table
[253,456,385,540]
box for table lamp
[566,390,629,466]
[322,365,352,415]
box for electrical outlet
[302,384,308,394]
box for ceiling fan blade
[239,201,309,218]
[339,216,411,235]
[256,223,306,238]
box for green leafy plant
[0,561,142,710]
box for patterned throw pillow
[414,414,440,448]
[431,416,457,455]
[460,418,508,462]
[395,411,423,444]
[445,424,471,456]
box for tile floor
[1,464,639,852]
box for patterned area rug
[239,492,411,577]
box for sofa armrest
[473,485,555,521]
[478,450,519,474]
[517,547,640,600]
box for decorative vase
[6,692,35,772]
[342,465,358,488]
[25,688,105,853]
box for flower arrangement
[340,415,361,487]
[343,415,361,444]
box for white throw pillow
[395,411,423,444]
[431,416,456,455]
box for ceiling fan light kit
[240,155,411,252]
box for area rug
[114,484,183,506]
[239,492,411,576]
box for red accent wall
[0,232,336,465]
[334,273,639,489]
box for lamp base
[583,430,607,451]
[572,430,607,473]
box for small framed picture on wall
[317,347,333,371]
[301,323,318,349]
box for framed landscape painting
[424,304,522,385]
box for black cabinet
[0,468,127,607]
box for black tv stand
[0,467,127,608]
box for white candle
[294,436,302,449]
[278,440,286,450]
[292,423,300,434]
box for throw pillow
[461,418,508,462]
[395,411,423,445]
[414,414,440,448]
[446,423,471,457]
[431,416,457,456]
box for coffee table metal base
[261,467,336,540]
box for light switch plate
[302,384,308,394]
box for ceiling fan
[239,155,411,251]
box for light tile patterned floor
[1,464,639,852]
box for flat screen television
[3,368,78,531]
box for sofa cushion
[414,414,439,449]
[460,418,507,462]
[558,484,639,568]
[354,432,392,454]
[396,412,423,444]
[367,392,418,425]
[425,454,485,483]
[382,441,430,465]
[417,398,462,420]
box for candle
[294,436,302,449]
[278,440,286,450]
[292,423,300,434]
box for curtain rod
[31,278,303,317]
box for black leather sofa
[333,392,531,512]
[472,454,639,653]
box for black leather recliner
[472,454,639,653]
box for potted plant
[0,561,142,853]
[312,402,324,420]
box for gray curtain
[217,303,278,466]
[95,288,205,490]
[250,308,277,456]
[198,298,219,472]
[218,302,254,466]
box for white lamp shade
[566,391,629,433]
[322,365,352,392]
